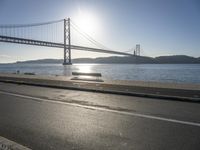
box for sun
[73,11,99,35]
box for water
[0,63,200,84]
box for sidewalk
[0,73,199,102]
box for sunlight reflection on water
[0,63,200,84]
[77,65,93,73]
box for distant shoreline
[1,55,200,64]
[16,55,200,64]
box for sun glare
[73,11,99,35]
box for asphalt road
[0,82,200,150]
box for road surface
[0,82,200,150]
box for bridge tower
[135,44,140,56]
[63,18,72,65]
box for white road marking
[0,90,200,127]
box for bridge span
[0,18,133,65]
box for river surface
[0,63,199,84]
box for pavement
[0,136,31,150]
[0,73,200,102]
[0,82,200,150]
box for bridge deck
[0,35,132,56]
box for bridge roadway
[0,35,132,56]
[0,82,200,150]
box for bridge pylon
[63,18,72,65]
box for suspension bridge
[0,18,133,65]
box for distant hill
[154,55,200,64]
[72,56,155,64]
[16,55,200,64]
[16,59,63,64]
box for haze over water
[0,63,199,84]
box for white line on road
[0,90,200,127]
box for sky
[0,0,200,63]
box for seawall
[0,73,199,102]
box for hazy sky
[0,0,200,63]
